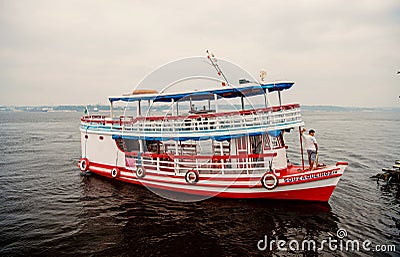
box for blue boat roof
[109,81,294,103]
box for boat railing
[126,152,277,175]
[81,104,302,134]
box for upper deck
[80,103,304,141]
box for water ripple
[0,111,399,256]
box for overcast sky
[0,0,399,107]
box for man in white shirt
[301,128,318,170]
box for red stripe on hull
[86,160,342,188]
[132,177,336,202]
[215,185,337,202]
[85,164,339,202]
[89,168,336,202]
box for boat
[78,54,348,202]
[371,160,400,184]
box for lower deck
[115,130,290,176]
[79,129,347,202]
[81,158,346,202]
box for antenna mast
[206,50,230,86]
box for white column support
[175,141,179,155]
[110,101,114,118]
[171,99,175,132]
[214,94,218,113]
[139,139,143,152]
[263,91,268,108]
[278,91,282,107]
[246,135,250,175]
[174,141,179,175]
[137,100,142,116]
[220,141,225,175]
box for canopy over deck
[108,81,294,103]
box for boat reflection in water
[74,174,339,256]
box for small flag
[221,82,226,87]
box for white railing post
[110,101,114,119]
[174,141,179,175]
[171,99,175,132]
[214,94,218,113]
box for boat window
[163,141,177,155]
[213,140,230,155]
[270,136,279,148]
[264,130,284,149]
[145,140,160,153]
[117,139,141,152]
[269,134,285,149]
[249,135,262,154]
[263,134,271,150]
[180,141,198,155]
[278,132,285,147]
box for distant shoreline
[0,105,399,113]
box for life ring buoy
[79,158,90,172]
[185,170,199,184]
[136,166,145,179]
[261,173,278,190]
[111,168,120,178]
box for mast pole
[263,90,268,108]
[137,100,141,116]
[206,50,230,86]
[278,91,282,107]
[299,127,305,171]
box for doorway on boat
[115,138,142,169]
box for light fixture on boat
[260,70,267,81]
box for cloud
[0,0,399,107]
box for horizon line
[0,104,399,110]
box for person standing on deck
[301,128,318,170]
